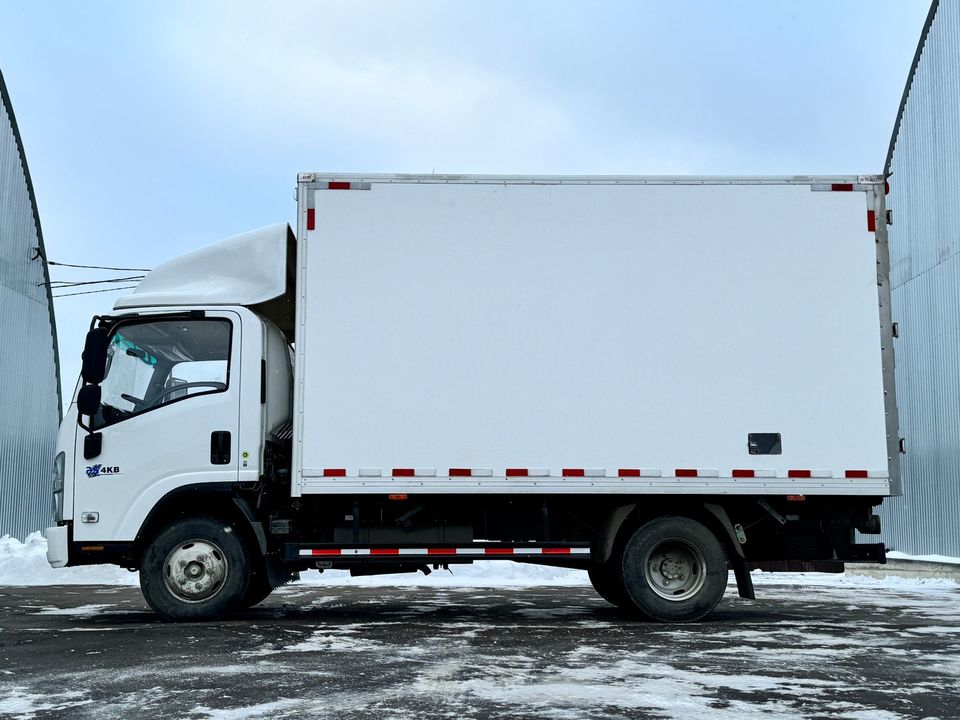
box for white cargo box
[292,175,898,497]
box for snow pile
[0,533,136,586]
[751,569,958,592]
[887,550,960,565]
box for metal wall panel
[0,71,60,539]
[881,0,960,557]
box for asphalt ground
[0,581,958,719]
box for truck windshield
[93,318,231,428]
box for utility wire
[47,260,151,272]
[45,275,144,289]
[52,285,139,299]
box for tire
[140,516,251,621]
[619,516,728,622]
[588,563,633,609]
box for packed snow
[3,532,958,592]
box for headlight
[52,451,65,522]
[53,451,64,492]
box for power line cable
[52,285,139,299]
[45,275,144,289]
[47,260,151,272]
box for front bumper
[44,526,69,568]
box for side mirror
[76,384,102,417]
[81,328,110,384]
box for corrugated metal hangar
[880,0,960,557]
[0,69,61,539]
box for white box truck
[45,174,899,622]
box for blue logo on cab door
[86,464,120,477]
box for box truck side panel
[294,179,890,495]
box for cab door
[72,311,241,543]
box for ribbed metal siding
[881,0,960,556]
[0,74,60,539]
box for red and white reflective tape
[674,468,720,478]
[731,469,777,478]
[323,181,371,190]
[618,468,662,477]
[448,468,494,477]
[315,467,885,479]
[299,546,591,558]
[391,468,437,477]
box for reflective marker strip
[306,208,316,230]
[732,469,777,478]
[299,546,591,558]
[675,469,721,478]
[831,183,854,191]
[867,210,877,232]
[324,181,371,190]
[312,468,864,479]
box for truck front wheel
[620,516,728,622]
[140,517,251,621]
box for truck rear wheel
[588,563,632,609]
[620,516,727,622]
[140,517,251,621]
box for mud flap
[703,503,755,600]
[730,555,755,600]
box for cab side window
[94,318,231,428]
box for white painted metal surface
[293,175,894,496]
[114,224,290,311]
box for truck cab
[46,225,298,615]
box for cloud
[152,2,734,174]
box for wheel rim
[642,537,707,602]
[162,539,228,603]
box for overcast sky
[1,1,931,394]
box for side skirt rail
[285,542,592,562]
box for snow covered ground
[2,534,960,719]
[0,579,958,719]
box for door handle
[210,431,231,465]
